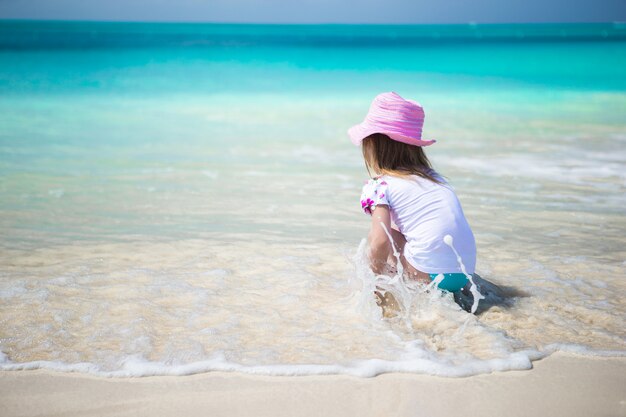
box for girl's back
[362,173,476,276]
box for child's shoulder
[361,176,388,196]
[364,175,389,186]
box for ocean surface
[0,20,625,377]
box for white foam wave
[448,153,626,187]
[1,344,623,378]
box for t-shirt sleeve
[360,178,389,215]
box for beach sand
[1,353,624,417]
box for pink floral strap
[360,177,389,215]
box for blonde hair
[361,133,443,184]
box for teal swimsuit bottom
[429,273,469,292]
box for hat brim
[347,123,436,147]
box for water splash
[378,221,484,314]
[379,222,404,278]
[428,273,445,291]
[443,234,484,313]
[374,222,417,325]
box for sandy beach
[1,353,624,417]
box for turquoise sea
[0,21,625,377]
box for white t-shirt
[360,173,476,275]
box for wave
[1,344,624,378]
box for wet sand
[1,353,624,417]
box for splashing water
[443,234,485,314]
[429,273,446,291]
[372,221,484,315]
[379,222,404,278]
[371,222,417,326]
[358,222,481,328]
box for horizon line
[1,18,624,26]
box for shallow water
[0,21,625,377]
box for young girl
[348,92,477,302]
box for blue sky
[1,0,625,23]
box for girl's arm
[368,205,403,274]
[369,208,430,283]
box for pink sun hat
[347,91,436,147]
